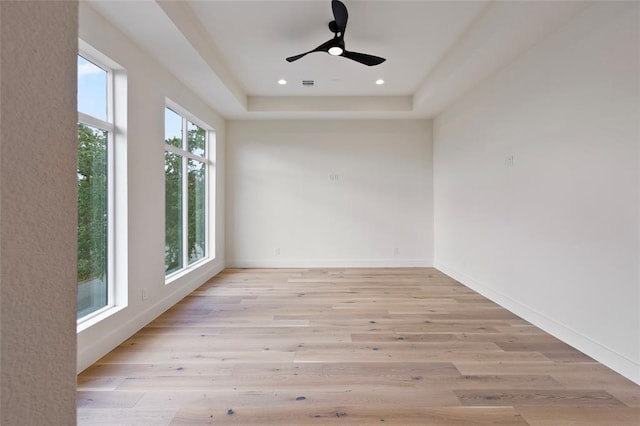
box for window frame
[77,43,128,329]
[164,104,211,281]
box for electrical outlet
[275,247,281,255]
[142,288,148,300]
[393,247,399,256]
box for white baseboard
[226,258,434,268]
[77,260,225,373]
[435,261,640,386]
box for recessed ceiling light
[376,79,385,85]
[278,79,287,85]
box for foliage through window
[77,55,112,319]
[165,107,208,276]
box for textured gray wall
[0,1,78,424]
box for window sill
[165,257,214,286]
[77,303,127,333]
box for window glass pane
[165,152,183,274]
[77,123,108,318]
[77,56,108,121]
[188,159,206,264]
[187,121,206,157]
[165,108,182,148]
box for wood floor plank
[517,406,640,425]
[454,389,624,406]
[351,332,458,342]
[77,376,126,391]
[94,350,294,365]
[294,348,551,364]
[229,361,460,379]
[169,406,528,425]
[608,388,640,407]
[77,390,145,408]
[133,387,461,410]
[454,361,621,377]
[78,268,639,425]
[77,408,176,425]
[416,374,563,390]
[81,362,234,377]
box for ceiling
[86,0,590,120]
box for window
[77,46,126,326]
[77,55,113,319]
[164,107,209,277]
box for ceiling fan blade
[286,52,310,63]
[332,0,348,32]
[341,50,386,66]
[286,38,334,62]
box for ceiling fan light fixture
[285,0,386,66]
[328,46,344,56]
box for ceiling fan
[286,0,386,66]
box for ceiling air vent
[302,80,315,87]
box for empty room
[0,0,638,425]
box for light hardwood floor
[78,268,640,425]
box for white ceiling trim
[156,0,247,110]
[86,0,596,120]
[413,0,591,117]
[248,95,412,113]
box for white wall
[227,119,433,267]
[434,2,639,383]
[0,2,78,423]
[77,3,226,372]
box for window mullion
[78,112,113,132]
[182,118,189,268]
[164,144,204,162]
[107,68,115,310]
[107,136,115,309]
[204,131,210,260]
[164,144,184,156]
[183,151,206,162]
